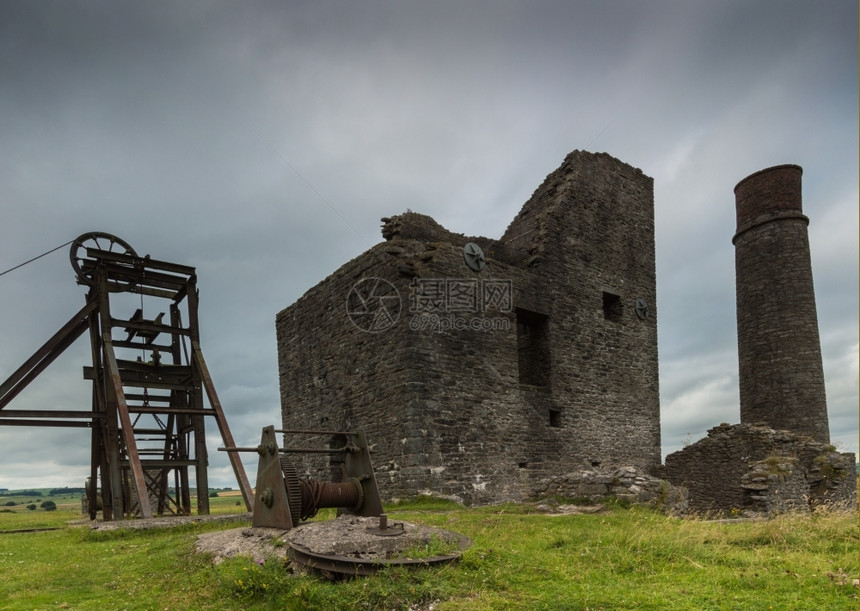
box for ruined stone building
[276,151,661,504]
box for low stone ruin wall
[664,422,856,515]
[741,450,857,516]
[741,457,811,515]
[530,466,688,514]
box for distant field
[0,491,82,512]
[0,488,248,519]
[215,489,244,497]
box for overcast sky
[0,1,856,491]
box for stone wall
[498,152,661,469]
[663,423,856,514]
[276,151,661,504]
[531,466,688,514]
[741,457,811,515]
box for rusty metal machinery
[220,425,384,530]
[0,232,254,520]
[221,426,472,576]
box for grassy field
[0,491,856,610]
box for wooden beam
[0,301,96,410]
[192,341,254,511]
[0,419,91,428]
[102,331,153,519]
[0,410,103,419]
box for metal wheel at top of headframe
[70,231,138,292]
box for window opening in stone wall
[549,409,561,428]
[602,291,623,322]
[516,308,550,386]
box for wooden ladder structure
[0,233,253,519]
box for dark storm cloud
[0,1,856,488]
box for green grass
[0,499,856,610]
[399,533,462,559]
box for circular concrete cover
[286,514,472,575]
